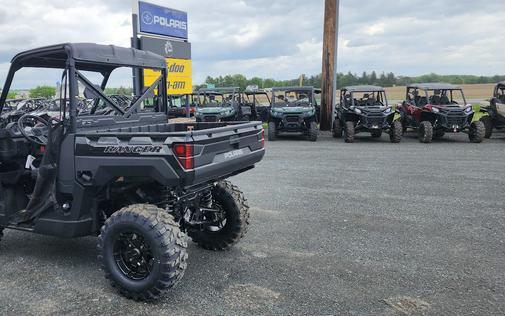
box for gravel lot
[1,131,504,315]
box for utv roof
[496,81,505,87]
[244,90,269,95]
[10,43,167,72]
[343,85,384,93]
[407,83,461,90]
[199,87,240,94]
[272,86,314,92]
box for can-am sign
[138,1,188,39]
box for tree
[29,86,56,99]
[104,87,133,96]
[7,91,17,99]
[370,71,378,84]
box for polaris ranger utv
[195,88,240,122]
[480,81,505,138]
[0,43,265,301]
[332,86,402,143]
[399,83,485,143]
[268,86,319,142]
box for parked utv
[168,93,198,118]
[268,86,319,142]
[0,43,265,301]
[195,88,240,122]
[399,83,485,143]
[480,81,505,138]
[332,86,402,143]
[244,90,271,122]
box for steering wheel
[17,114,50,146]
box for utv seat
[440,96,450,105]
[430,96,441,105]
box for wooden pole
[320,0,339,131]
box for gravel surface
[1,131,504,315]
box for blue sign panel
[138,1,188,39]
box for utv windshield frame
[197,87,241,108]
[271,86,315,108]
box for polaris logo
[103,145,163,154]
[142,11,187,31]
[224,149,244,160]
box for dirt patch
[383,296,431,315]
[224,283,281,310]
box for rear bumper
[191,148,265,187]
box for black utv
[333,86,402,143]
[0,43,265,301]
[480,81,505,138]
[399,83,485,143]
[268,86,319,142]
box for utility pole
[320,0,339,131]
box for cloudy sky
[0,0,504,88]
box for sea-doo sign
[138,1,188,39]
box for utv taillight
[173,144,194,170]
[261,129,265,147]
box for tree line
[202,72,505,90]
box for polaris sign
[138,1,188,39]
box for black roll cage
[406,88,467,106]
[271,86,316,107]
[0,43,168,132]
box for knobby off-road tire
[344,121,355,143]
[332,120,342,138]
[371,130,382,138]
[469,121,485,143]
[188,181,250,251]
[480,116,493,139]
[0,227,4,243]
[389,121,402,143]
[97,204,188,301]
[268,122,277,141]
[309,122,318,142]
[418,121,433,143]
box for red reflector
[173,144,194,170]
[40,146,46,153]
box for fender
[471,104,489,122]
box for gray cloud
[0,0,504,89]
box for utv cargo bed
[72,121,265,189]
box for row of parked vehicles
[5,81,504,146]
[170,82,505,144]
[331,82,505,144]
